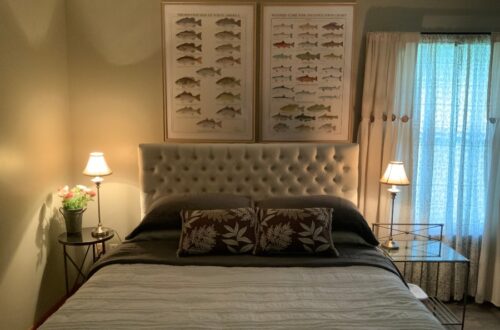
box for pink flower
[88,191,96,197]
[64,192,74,199]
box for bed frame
[138,143,359,216]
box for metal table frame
[58,227,114,295]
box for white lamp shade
[83,152,112,177]
[380,161,410,186]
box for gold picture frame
[260,3,355,142]
[162,2,256,142]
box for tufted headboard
[138,143,359,216]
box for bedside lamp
[83,152,112,237]
[379,161,410,250]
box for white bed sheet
[42,264,443,329]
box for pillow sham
[126,193,253,240]
[178,207,257,256]
[256,195,379,246]
[254,207,337,256]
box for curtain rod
[421,32,491,35]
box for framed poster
[260,3,354,141]
[162,2,256,141]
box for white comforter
[42,264,443,329]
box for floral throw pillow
[254,208,337,256]
[178,207,257,256]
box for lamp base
[91,225,110,238]
[382,239,399,250]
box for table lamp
[379,161,410,250]
[83,152,112,237]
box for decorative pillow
[256,195,379,246]
[178,207,257,256]
[126,194,253,240]
[254,208,337,256]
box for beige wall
[0,0,71,328]
[1,0,500,329]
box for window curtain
[476,32,500,306]
[358,32,419,225]
[408,34,492,301]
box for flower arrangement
[57,185,96,210]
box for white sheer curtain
[358,32,419,225]
[409,34,492,300]
[476,33,500,306]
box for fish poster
[261,4,354,141]
[162,3,255,141]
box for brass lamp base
[91,225,110,238]
[382,239,399,250]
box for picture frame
[260,3,354,142]
[162,2,256,142]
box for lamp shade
[83,152,112,177]
[380,161,410,186]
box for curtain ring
[489,118,497,124]
[401,115,409,123]
[391,114,396,121]
[370,115,375,123]
[382,114,387,121]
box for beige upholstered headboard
[138,143,359,216]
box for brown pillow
[254,208,338,256]
[178,207,257,256]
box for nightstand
[382,240,470,330]
[58,227,114,295]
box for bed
[41,143,444,329]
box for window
[412,35,491,237]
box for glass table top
[382,240,469,263]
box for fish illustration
[296,90,316,96]
[319,123,336,131]
[298,32,318,39]
[296,52,320,61]
[322,22,344,31]
[216,18,241,27]
[175,91,200,102]
[273,40,295,48]
[196,67,221,77]
[296,75,317,82]
[176,55,202,65]
[295,113,315,122]
[215,43,241,53]
[175,77,200,87]
[322,40,343,48]
[176,106,201,115]
[272,113,293,121]
[216,56,241,66]
[319,85,340,91]
[216,77,240,87]
[215,31,241,40]
[272,65,292,72]
[216,92,240,102]
[176,17,201,27]
[273,32,293,38]
[322,75,342,82]
[322,32,343,38]
[307,104,331,112]
[272,85,294,93]
[216,106,241,118]
[318,114,338,121]
[176,30,202,40]
[295,124,314,131]
[176,43,202,53]
[298,65,317,73]
[273,23,293,29]
[324,53,343,60]
[272,95,295,101]
[280,104,304,112]
[299,23,317,30]
[272,75,292,81]
[197,118,222,128]
[322,66,342,73]
[273,123,290,132]
[273,53,292,60]
[319,95,339,100]
[298,41,318,48]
